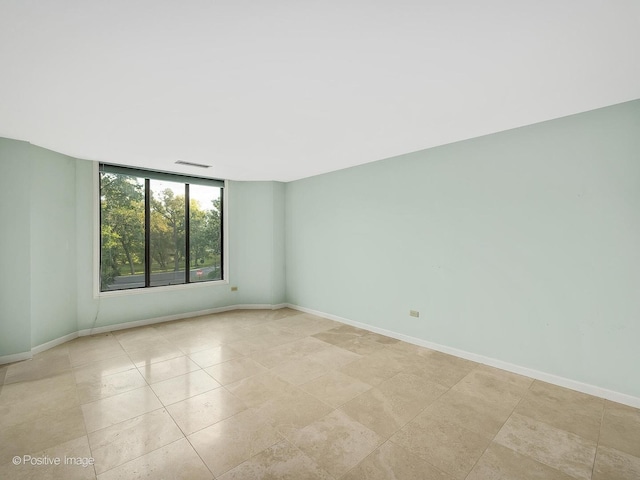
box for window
[99,164,223,292]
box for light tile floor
[0,308,639,479]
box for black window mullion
[219,188,224,280]
[185,184,190,283]
[98,174,104,289]
[144,179,151,288]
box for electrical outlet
[409,310,420,318]
[231,286,238,292]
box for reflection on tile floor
[1,308,639,479]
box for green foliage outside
[100,173,222,290]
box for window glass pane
[150,179,186,286]
[100,172,146,291]
[189,184,222,282]
[99,164,224,292]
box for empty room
[1,1,639,479]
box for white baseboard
[78,303,286,336]
[238,303,288,311]
[78,306,235,336]
[0,351,32,365]
[0,303,287,365]
[286,304,640,409]
[32,332,79,355]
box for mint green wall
[228,181,286,306]
[0,138,286,353]
[271,182,286,305]
[0,139,78,351]
[29,146,78,345]
[285,100,640,398]
[0,139,32,355]
[74,159,96,329]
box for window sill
[95,279,229,299]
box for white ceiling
[1,1,639,181]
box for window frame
[93,162,229,298]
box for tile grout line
[120,328,222,479]
[461,380,529,480]
[77,342,98,479]
[72,345,101,480]
[481,378,605,480]
[182,431,217,479]
[56,343,101,480]
[590,401,606,480]
[95,334,193,478]
[178,315,339,477]
[94,437,188,479]
[278,436,338,480]
[294,349,466,479]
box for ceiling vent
[175,160,212,169]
